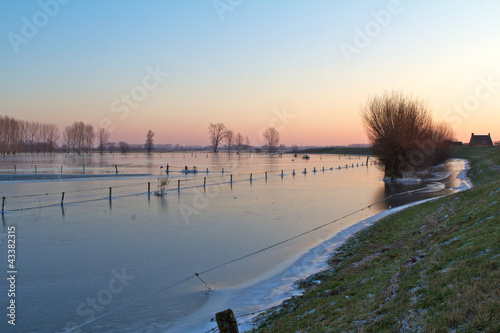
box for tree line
[0,115,59,155]
[208,123,280,153]
[0,115,115,156]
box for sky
[1,0,499,146]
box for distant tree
[361,91,453,178]
[208,123,227,152]
[291,144,299,153]
[84,124,95,154]
[225,130,234,153]
[263,127,280,153]
[495,141,500,146]
[62,125,73,153]
[108,142,116,153]
[235,132,244,153]
[28,121,38,153]
[19,120,28,153]
[145,130,154,154]
[39,123,49,153]
[97,128,111,155]
[46,124,59,154]
[118,141,130,154]
[245,136,251,151]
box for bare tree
[39,123,50,153]
[145,130,154,154]
[97,128,111,155]
[19,120,28,154]
[62,125,73,153]
[208,123,226,152]
[84,124,95,154]
[361,91,453,178]
[0,116,59,155]
[72,121,85,154]
[118,141,130,154]
[263,127,280,153]
[28,121,38,153]
[235,132,244,153]
[46,124,59,154]
[108,142,116,153]
[225,130,234,153]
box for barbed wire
[2,161,383,212]
[58,180,460,332]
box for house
[469,133,493,146]
[448,141,463,146]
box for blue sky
[1,0,499,145]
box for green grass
[251,147,499,332]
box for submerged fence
[1,160,380,213]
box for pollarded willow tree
[361,91,454,179]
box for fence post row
[6,159,375,209]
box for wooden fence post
[215,309,239,333]
[109,187,112,199]
[61,192,65,205]
[2,196,5,213]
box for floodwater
[0,153,469,332]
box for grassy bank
[252,147,499,332]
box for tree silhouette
[361,91,453,178]
[263,127,280,153]
[235,132,244,153]
[145,130,154,154]
[97,128,111,155]
[208,123,226,152]
[225,130,234,153]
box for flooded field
[0,153,468,332]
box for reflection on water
[374,160,467,210]
[0,154,468,333]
